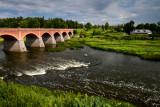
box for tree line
[0,16,84,29]
[114,21,160,35]
[0,16,110,30]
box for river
[0,42,160,107]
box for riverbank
[0,37,3,42]
[46,40,84,52]
[0,79,134,107]
[71,29,160,61]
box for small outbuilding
[130,29,152,35]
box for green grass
[0,79,134,107]
[0,37,3,42]
[70,30,160,61]
[46,40,84,52]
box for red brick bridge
[0,28,74,52]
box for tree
[19,20,28,28]
[144,23,150,29]
[93,24,98,29]
[136,23,144,29]
[114,25,123,32]
[149,23,157,32]
[101,25,105,31]
[123,20,135,35]
[73,30,78,34]
[85,22,92,30]
[105,22,109,30]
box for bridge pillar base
[64,34,70,41]
[4,39,27,52]
[26,37,45,47]
[42,36,56,45]
[55,35,64,43]
[69,34,73,38]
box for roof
[131,29,152,34]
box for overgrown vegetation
[0,79,134,107]
[46,40,84,52]
[70,29,160,61]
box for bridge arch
[62,32,70,41]
[0,34,26,52]
[68,32,73,38]
[54,32,64,43]
[25,33,44,47]
[62,32,67,37]
[0,34,18,40]
[42,33,56,45]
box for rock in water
[84,54,88,57]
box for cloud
[0,0,159,25]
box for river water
[0,42,160,107]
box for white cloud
[0,0,159,25]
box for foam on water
[14,58,90,77]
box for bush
[0,79,135,107]
[92,30,102,36]
[80,30,87,38]
[73,30,78,34]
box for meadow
[72,29,160,61]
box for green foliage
[105,22,109,30]
[149,23,157,32]
[113,24,124,32]
[92,30,102,35]
[0,17,84,29]
[46,40,84,52]
[80,30,87,38]
[0,79,134,107]
[85,22,92,30]
[102,25,105,31]
[73,30,78,34]
[93,25,98,29]
[136,23,144,29]
[123,20,135,35]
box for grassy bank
[46,40,84,52]
[0,37,3,42]
[71,30,160,61]
[0,79,134,107]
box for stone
[54,35,64,43]
[63,34,70,41]
[26,37,45,47]
[42,36,56,45]
[4,39,27,52]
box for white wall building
[130,29,152,35]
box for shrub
[80,30,87,38]
[0,79,135,107]
[73,30,78,34]
[92,30,102,36]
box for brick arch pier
[0,28,74,52]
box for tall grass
[70,30,160,61]
[0,79,134,107]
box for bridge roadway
[0,28,74,52]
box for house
[130,29,152,35]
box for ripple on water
[9,58,90,77]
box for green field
[0,79,134,107]
[71,29,160,61]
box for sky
[0,0,160,25]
